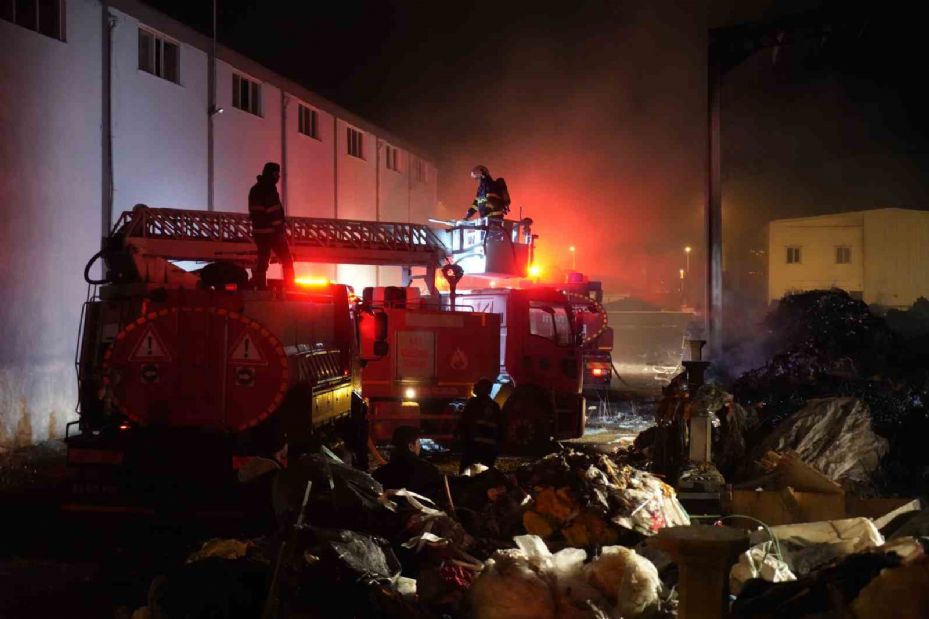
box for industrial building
[0,0,437,441]
[768,208,929,308]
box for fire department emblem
[450,348,469,371]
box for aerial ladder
[100,205,536,292]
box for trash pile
[120,292,929,618]
[469,534,668,619]
[516,450,690,544]
[730,515,929,619]
[124,446,690,619]
[731,290,929,495]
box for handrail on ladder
[114,206,449,255]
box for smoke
[389,2,709,299]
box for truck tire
[503,385,555,455]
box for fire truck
[559,273,614,394]
[68,207,587,506]
[67,206,419,507]
[360,219,589,451]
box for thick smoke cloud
[206,0,710,300]
[377,2,709,298]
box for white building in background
[768,208,929,308]
[0,0,437,442]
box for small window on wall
[298,104,318,139]
[233,73,262,116]
[786,246,801,264]
[347,127,364,159]
[2,0,64,40]
[385,145,399,171]
[412,157,426,182]
[836,246,851,264]
[138,28,180,84]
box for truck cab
[457,287,586,447]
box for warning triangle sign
[128,324,172,362]
[229,331,267,365]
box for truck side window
[552,307,572,346]
[529,306,555,341]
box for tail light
[585,360,611,382]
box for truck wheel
[503,386,554,455]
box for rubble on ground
[123,445,693,619]
[731,290,929,496]
[744,397,889,494]
[468,534,667,619]
[730,538,929,619]
[516,449,690,543]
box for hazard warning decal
[229,331,267,366]
[449,348,469,371]
[128,324,172,362]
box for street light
[569,245,576,270]
[684,246,692,273]
[679,268,686,307]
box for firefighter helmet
[470,165,489,180]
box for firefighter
[373,426,444,503]
[248,161,295,289]
[458,378,504,474]
[463,165,510,220]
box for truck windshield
[529,303,573,346]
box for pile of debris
[729,514,929,619]
[469,534,669,619]
[516,449,690,545]
[730,290,929,496]
[124,446,691,619]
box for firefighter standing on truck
[248,161,295,289]
[458,378,504,473]
[463,165,510,220]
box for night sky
[146,0,929,302]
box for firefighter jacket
[466,176,508,219]
[248,177,286,236]
[458,395,503,449]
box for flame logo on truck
[450,348,469,371]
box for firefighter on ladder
[463,165,510,221]
[249,162,295,289]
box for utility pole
[207,0,218,211]
[705,9,861,356]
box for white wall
[0,0,103,443]
[335,119,376,220]
[767,213,865,302]
[335,120,377,287]
[863,209,929,307]
[214,61,282,214]
[377,140,410,286]
[0,0,437,444]
[285,99,334,218]
[110,8,208,218]
[410,157,438,225]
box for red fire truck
[68,207,402,507]
[359,284,588,451]
[560,274,614,394]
